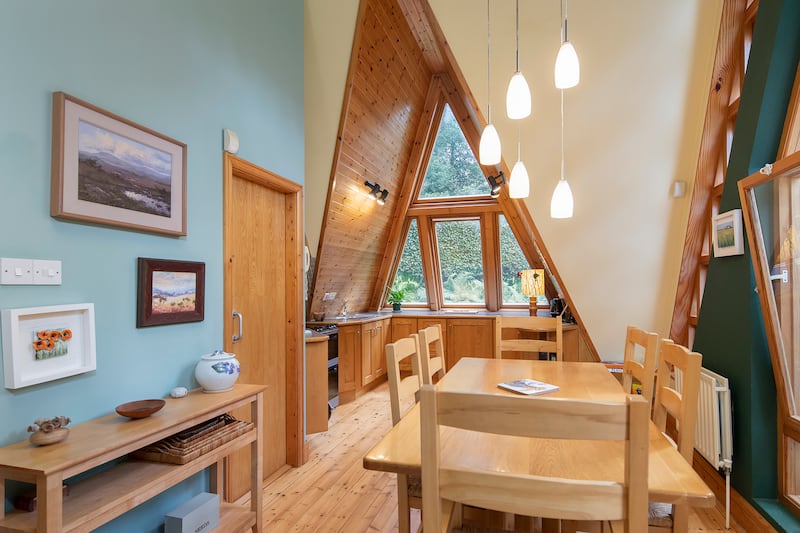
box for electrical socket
[33,260,62,285]
[323,292,337,301]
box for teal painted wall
[693,0,800,527]
[0,1,303,531]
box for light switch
[0,258,34,285]
[33,260,62,285]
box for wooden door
[447,318,494,369]
[361,321,378,386]
[391,317,418,373]
[419,317,447,366]
[223,154,303,500]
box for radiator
[675,366,733,528]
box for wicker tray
[132,414,254,465]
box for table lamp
[520,269,545,316]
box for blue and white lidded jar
[195,349,241,393]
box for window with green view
[435,219,484,304]
[418,104,487,199]
[499,215,531,304]
[391,219,427,303]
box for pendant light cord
[560,89,565,180]
[515,0,520,72]
[487,0,491,123]
[563,0,569,42]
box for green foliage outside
[436,220,484,303]
[419,104,487,198]
[392,220,427,303]
[499,216,530,303]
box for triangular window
[418,104,487,199]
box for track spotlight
[487,172,506,198]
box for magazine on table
[497,378,560,396]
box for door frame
[223,152,306,466]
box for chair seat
[648,502,673,527]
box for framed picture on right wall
[712,208,744,257]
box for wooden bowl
[115,399,166,419]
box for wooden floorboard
[261,381,748,532]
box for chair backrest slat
[621,325,659,405]
[417,324,446,385]
[385,335,423,426]
[420,385,649,528]
[652,339,702,462]
[495,316,563,361]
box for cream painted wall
[304,0,360,254]
[304,0,722,359]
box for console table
[0,384,264,532]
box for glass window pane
[391,219,427,303]
[499,215,531,305]
[435,219,484,304]
[419,104,487,199]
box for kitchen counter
[306,309,575,327]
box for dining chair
[417,324,446,385]
[494,315,563,361]
[648,339,702,533]
[419,384,650,533]
[621,325,659,405]
[385,335,424,533]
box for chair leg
[397,474,410,533]
[672,503,689,533]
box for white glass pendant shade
[550,179,574,218]
[555,41,580,89]
[509,160,530,198]
[506,72,531,119]
[479,124,502,165]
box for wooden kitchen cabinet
[361,318,389,387]
[337,324,360,403]
[445,318,494,369]
[390,316,418,341]
[305,335,329,434]
[0,385,264,533]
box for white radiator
[676,366,733,528]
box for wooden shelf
[0,385,264,532]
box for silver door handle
[232,310,243,343]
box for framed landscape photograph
[51,92,187,236]
[137,258,205,327]
[712,209,744,257]
[1,303,97,389]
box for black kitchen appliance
[311,325,339,413]
[549,297,565,317]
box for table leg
[672,503,689,533]
[37,473,64,532]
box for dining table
[362,357,715,532]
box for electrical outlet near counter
[323,292,337,301]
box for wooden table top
[363,358,715,508]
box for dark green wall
[693,0,800,526]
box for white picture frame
[712,209,745,257]
[2,303,96,389]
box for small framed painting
[1,303,97,389]
[50,92,187,236]
[137,258,205,327]
[712,209,745,257]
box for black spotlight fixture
[488,172,506,198]
[364,180,382,199]
[377,188,389,205]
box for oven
[311,325,339,410]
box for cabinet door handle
[232,310,244,343]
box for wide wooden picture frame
[1,303,97,389]
[51,91,187,236]
[137,258,205,327]
[712,209,745,257]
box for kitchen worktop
[306,309,576,327]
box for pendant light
[506,0,531,120]
[479,0,501,165]
[554,0,580,89]
[551,90,573,218]
[509,126,530,198]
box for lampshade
[555,41,580,89]
[479,124,502,165]
[509,159,529,199]
[520,269,545,297]
[550,179,574,218]
[506,72,531,120]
